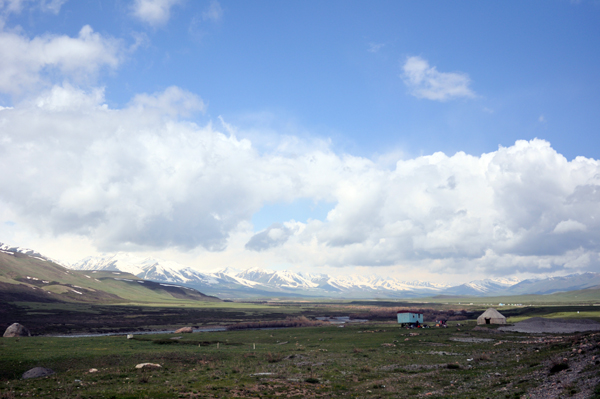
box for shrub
[265,352,283,363]
[549,361,569,374]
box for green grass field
[2,320,600,398]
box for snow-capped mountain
[440,277,522,296]
[7,243,597,299]
[502,273,600,295]
[0,242,59,263]
[68,254,456,299]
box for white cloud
[0,0,27,15]
[0,25,123,95]
[131,0,183,26]
[202,0,222,22]
[130,86,205,116]
[0,0,67,18]
[1,85,599,278]
[368,42,384,53]
[539,114,546,123]
[39,0,67,14]
[401,56,476,101]
[553,219,587,233]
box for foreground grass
[2,321,599,398]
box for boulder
[3,323,31,337]
[174,327,193,334]
[135,363,161,369]
[22,367,54,379]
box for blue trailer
[397,311,423,327]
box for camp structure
[397,311,423,327]
[477,308,506,325]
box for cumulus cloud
[131,0,183,26]
[401,56,475,101]
[0,25,123,95]
[245,222,299,251]
[1,84,599,277]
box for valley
[2,243,600,398]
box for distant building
[477,308,506,325]
[397,311,423,326]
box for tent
[477,308,506,325]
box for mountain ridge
[4,242,598,300]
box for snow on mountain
[440,277,522,296]
[5,240,594,299]
[69,252,600,299]
[1,242,47,259]
[0,241,67,265]
[70,254,267,291]
[236,268,319,289]
[68,254,454,297]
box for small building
[397,311,423,326]
[477,308,506,325]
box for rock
[3,323,31,337]
[174,327,193,334]
[22,367,54,379]
[135,363,161,369]
[89,368,98,373]
[127,334,134,339]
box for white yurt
[476,308,506,325]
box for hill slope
[0,251,220,305]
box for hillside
[0,251,220,305]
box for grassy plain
[2,318,600,398]
[421,287,600,306]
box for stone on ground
[22,367,54,379]
[135,363,162,369]
[3,323,31,337]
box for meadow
[2,317,600,398]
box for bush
[265,352,283,363]
[549,362,569,374]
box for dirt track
[499,317,600,334]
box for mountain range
[66,252,600,299]
[4,242,599,300]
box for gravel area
[499,318,600,334]
[523,334,600,399]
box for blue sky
[1,0,599,283]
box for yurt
[476,308,506,325]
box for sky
[0,0,599,284]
